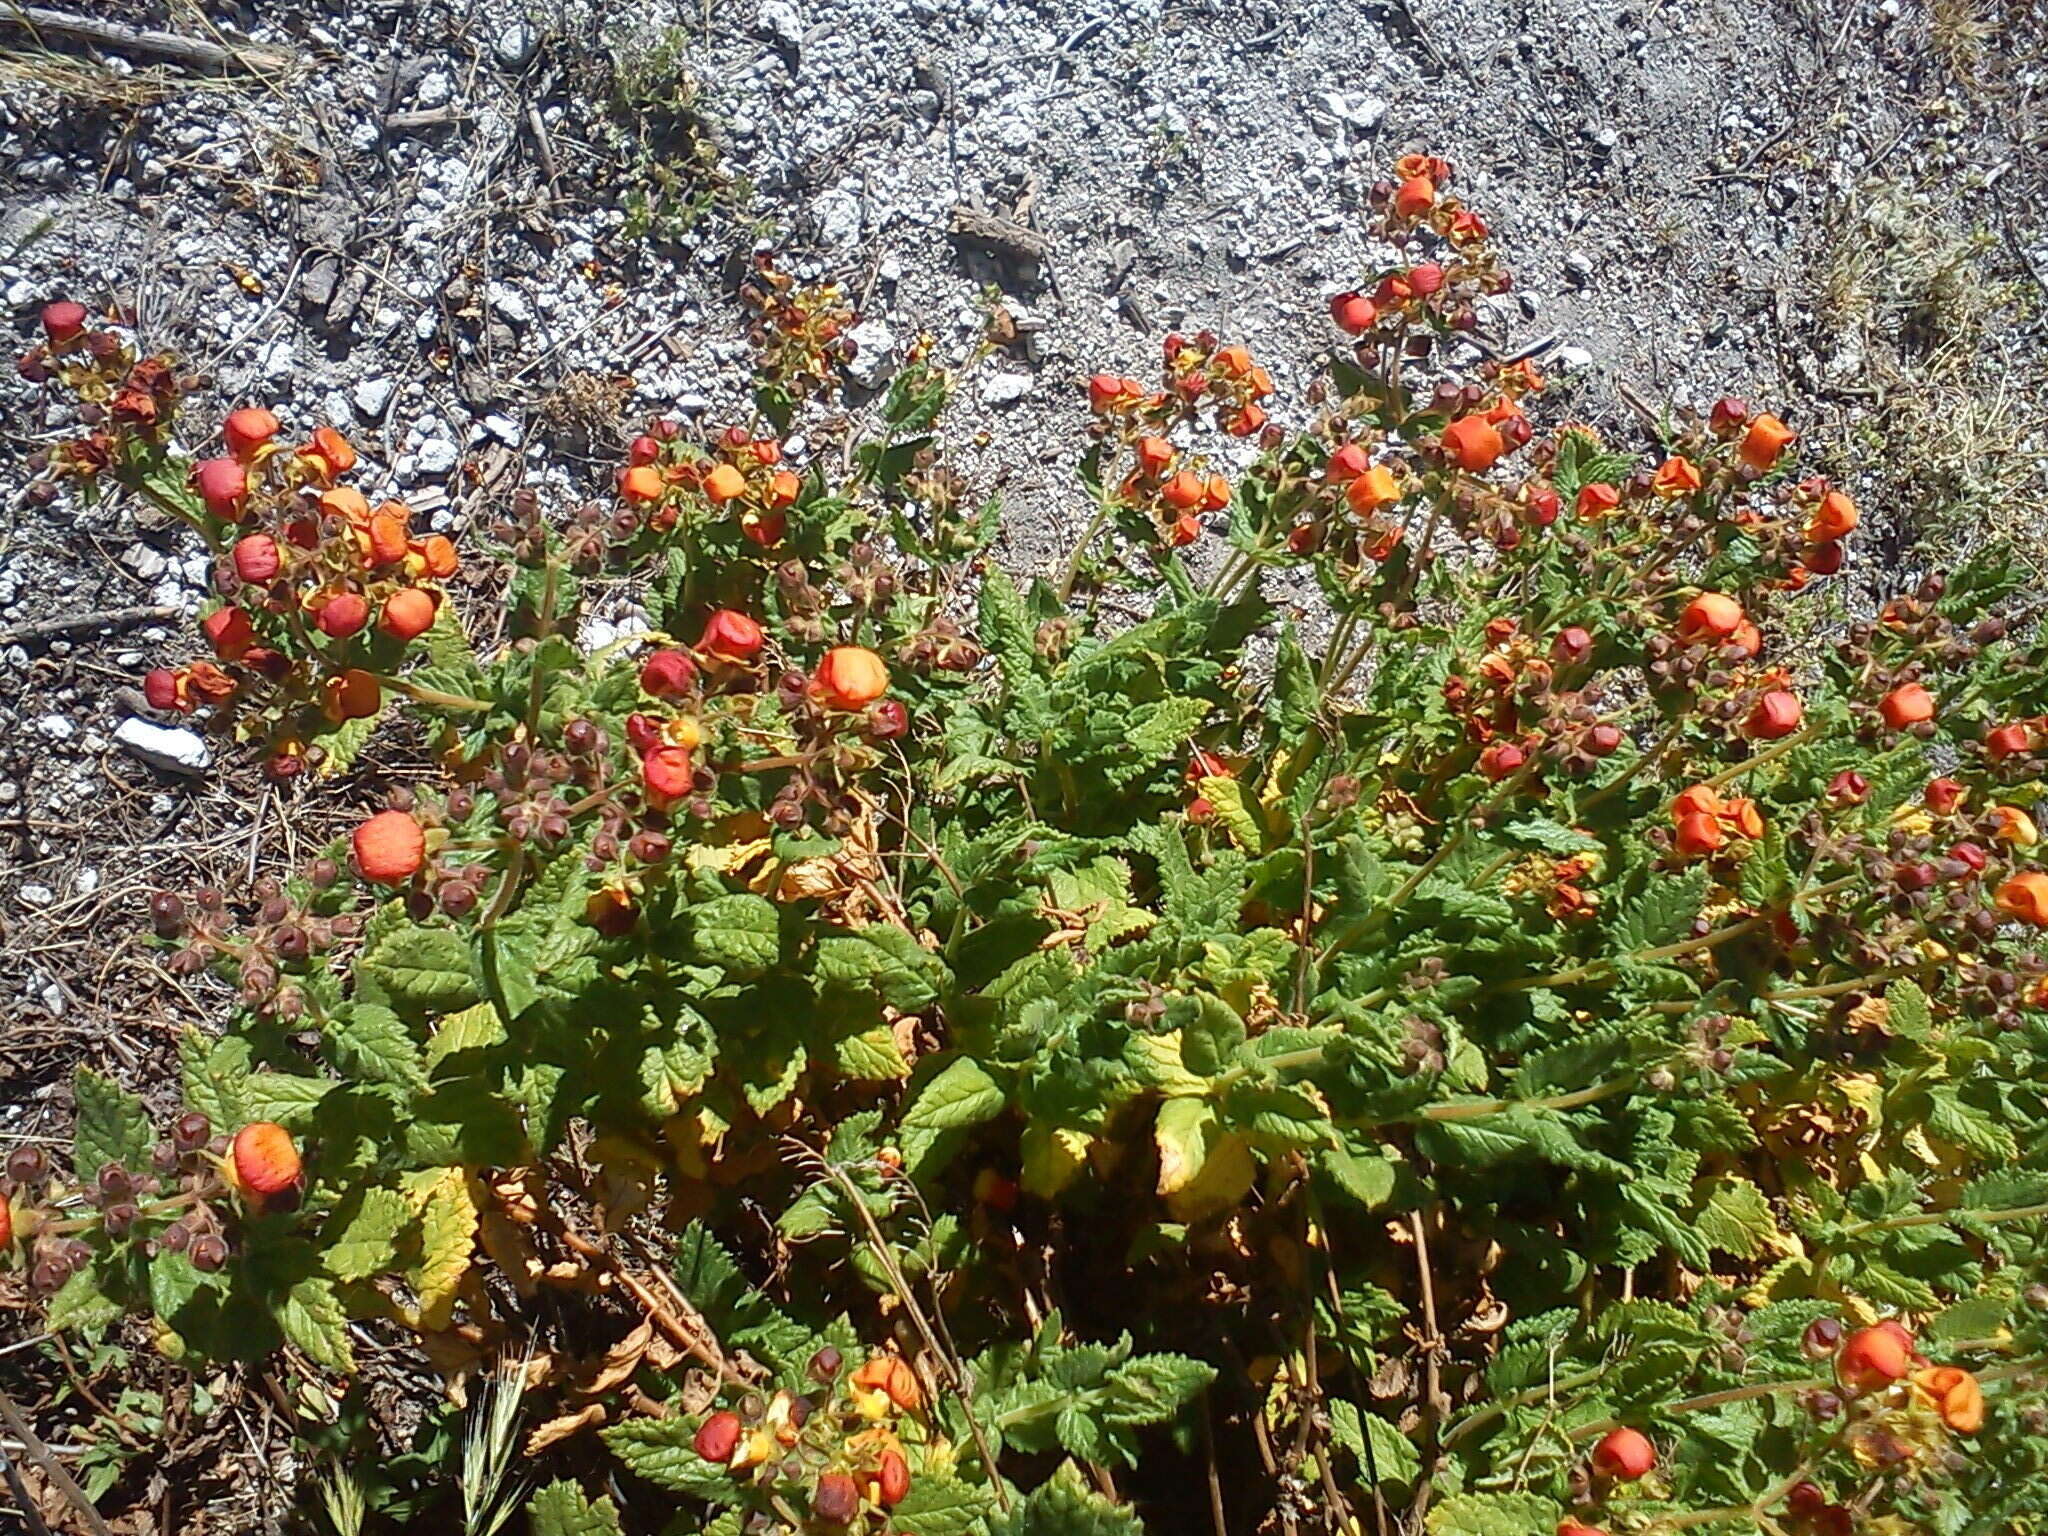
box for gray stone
[114,717,212,775]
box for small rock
[758,0,804,49]
[1553,345,1595,373]
[982,372,1032,405]
[354,377,397,420]
[494,21,540,68]
[485,281,531,326]
[114,717,212,775]
[36,714,74,742]
[817,189,863,248]
[18,884,55,909]
[845,318,895,388]
[415,439,461,476]
[1563,251,1596,286]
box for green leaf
[328,1004,427,1091]
[324,1187,412,1282]
[72,1067,153,1182]
[1426,1492,1564,1536]
[1695,1177,1779,1259]
[1196,775,1264,851]
[601,1419,744,1503]
[528,1480,625,1536]
[1615,866,1710,951]
[902,1058,1007,1133]
[277,1272,355,1371]
[891,1472,1001,1536]
[996,1463,1143,1536]
[690,893,781,977]
[815,924,946,1011]
[1329,1398,1421,1490]
[360,920,479,1013]
[46,1265,122,1334]
[238,1073,337,1129]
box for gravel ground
[2,0,2045,1524]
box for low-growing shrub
[8,156,2048,1535]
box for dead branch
[1,7,294,77]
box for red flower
[201,605,255,660]
[194,457,247,519]
[317,592,370,638]
[642,745,695,801]
[699,609,765,662]
[1590,1427,1654,1480]
[1329,292,1377,334]
[640,649,700,698]
[40,300,87,346]
[1744,690,1803,740]
[233,535,281,584]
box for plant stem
[1841,1199,2048,1236]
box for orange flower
[413,535,459,579]
[1996,871,2048,926]
[323,668,382,722]
[1394,175,1436,218]
[303,426,357,482]
[321,485,371,524]
[704,463,748,504]
[1723,797,1765,840]
[1738,413,1795,471]
[230,1122,302,1201]
[850,1355,923,1414]
[1674,812,1724,858]
[1672,785,1724,820]
[816,646,890,711]
[353,809,425,884]
[1807,489,1858,542]
[1576,482,1621,519]
[765,469,801,508]
[1677,592,1744,644]
[366,508,411,567]
[1912,1366,1985,1434]
[379,588,437,641]
[1838,1321,1915,1392]
[1346,465,1401,515]
[1652,456,1703,498]
[1991,805,2040,846]
[223,406,281,461]
[1162,470,1206,511]
[1880,684,1935,730]
[620,464,665,504]
[1441,415,1504,471]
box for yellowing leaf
[427,1001,505,1071]
[407,1166,480,1332]
[1021,1122,1091,1200]
[1156,1098,1256,1221]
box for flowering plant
[9,161,2048,1535]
